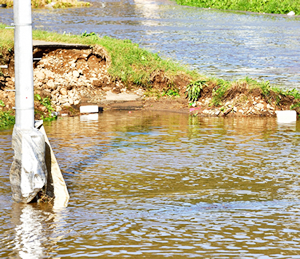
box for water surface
[1,111,300,258]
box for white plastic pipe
[14,0,34,129]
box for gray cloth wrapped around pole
[10,126,47,203]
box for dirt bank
[0,44,299,119]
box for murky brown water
[1,111,300,258]
[1,0,300,88]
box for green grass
[175,0,300,15]
[0,0,90,8]
[0,24,14,51]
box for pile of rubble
[33,45,120,112]
[0,44,129,115]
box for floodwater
[1,111,300,258]
[0,0,300,88]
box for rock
[44,70,54,78]
[56,106,62,112]
[52,90,58,96]
[92,79,102,88]
[46,80,55,90]
[287,11,295,16]
[257,103,264,109]
[60,88,67,95]
[73,71,80,78]
[35,70,45,81]
[223,107,233,116]
[42,89,51,98]
[58,96,69,104]
[35,81,43,88]
[74,100,80,105]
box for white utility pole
[14,0,34,128]
[10,0,47,203]
[10,0,69,206]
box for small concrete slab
[105,91,141,101]
[110,101,144,110]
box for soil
[0,45,298,119]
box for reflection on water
[11,203,67,259]
[1,202,68,259]
[0,0,300,88]
[1,111,300,257]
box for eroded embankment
[1,44,300,119]
[0,44,191,118]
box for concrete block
[275,110,297,123]
[80,105,99,113]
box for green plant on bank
[259,80,271,98]
[162,86,180,97]
[81,31,97,38]
[186,79,207,102]
[144,88,162,99]
[35,94,57,121]
[175,0,300,15]
[211,79,230,106]
[0,100,15,129]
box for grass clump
[0,0,90,8]
[175,0,300,15]
[211,79,231,106]
[186,79,207,102]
